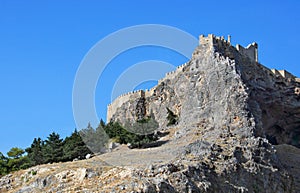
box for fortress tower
[199,34,258,62]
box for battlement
[145,87,156,98]
[199,34,231,47]
[107,62,189,122]
[109,89,145,103]
[107,90,145,122]
[199,35,298,81]
[158,62,188,84]
[199,34,258,62]
[236,42,258,62]
[271,69,299,82]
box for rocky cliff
[1,34,299,192]
[110,34,300,149]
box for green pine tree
[100,119,106,128]
[26,138,45,166]
[43,132,64,163]
[0,152,8,176]
[63,129,92,161]
[105,121,158,148]
[7,147,30,171]
[79,123,109,153]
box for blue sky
[0,0,299,155]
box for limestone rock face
[107,34,300,191]
[1,34,299,192]
[111,35,300,148]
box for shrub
[104,121,157,148]
[166,107,178,126]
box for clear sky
[0,0,299,155]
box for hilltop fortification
[107,34,299,124]
[101,34,300,191]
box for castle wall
[107,34,299,123]
[107,62,189,123]
[145,87,156,98]
[271,69,281,76]
[278,70,296,79]
[236,43,258,62]
[200,34,231,48]
[271,69,297,81]
[199,34,213,46]
[107,90,144,122]
[158,63,188,84]
[200,34,259,64]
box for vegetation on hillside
[80,118,159,150]
[125,113,159,135]
[79,122,109,153]
[104,121,158,148]
[0,129,91,176]
[0,117,162,176]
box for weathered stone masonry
[106,34,299,123]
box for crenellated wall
[271,69,299,81]
[199,34,258,63]
[199,34,231,47]
[158,62,188,84]
[106,34,299,123]
[236,43,258,62]
[106,62,190,122]
[107,90,145,122]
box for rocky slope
[1,34,299,192]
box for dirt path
[96,127,191,167]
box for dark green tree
[0,152,8,176]
[166,107,178,126]
[43,132,63,163]
[105,121,157,148]
[126,112,159,135]
[105,121,129,143]
[26,138,44,166]
[79,123,109,153]
[100,119,106,128]
[63,129,92,161]
[95,123,110,151]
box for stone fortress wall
[158,63,188,84]
[106,63,189,122]
[199,34,258,63]
[107,90,144,123]
[107,34,300,122]
[271,69,297,80]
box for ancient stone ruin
[107,34,300,126]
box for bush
[104,121,157,148]
[166,107,178,126]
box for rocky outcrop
[107,34,300,192]
[111,34,300,148]
[1,34,299,192]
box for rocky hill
[1,34,300,192]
